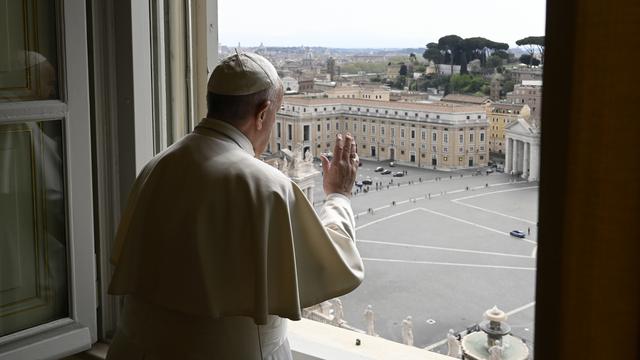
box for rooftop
[441,94,491,105]
[282,97,485,113]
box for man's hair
[206,84,282,123]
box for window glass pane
[0,120,68,336]
[0,0,58,101]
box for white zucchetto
[208,52,280,95]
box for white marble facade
[504,118,541,181]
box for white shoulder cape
[108,119,364,325]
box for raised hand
[321,133,359,197]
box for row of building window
[284,105,487,122]
[278,122,486,143]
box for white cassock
[106,118,365,360]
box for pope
[106,52,364,360]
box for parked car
[362,178,373,185]
[510,230,526,238]
[392,172,404,177]
[374,166,384,172]
[389,161,396,167]
[381,169,392,175]
[486,168,494,174]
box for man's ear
[255,100,271,130]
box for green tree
[422,42,443,73]
[438,35,463,75]
[417,74,451,92]
[516,36,545,65]
[519,54,540,66]
[461,37,509,68]
[487,54,503,69]
[399,63,408,76]
[392,75,407,89]
[493,50,510,60]
[449,74,488,94]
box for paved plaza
[311,160,538,355]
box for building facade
[271,98,489,169]
[506,81,542,122]
[326,85,390,101]
[504,118,541,181]
[486,104,530,154]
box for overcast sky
[218,0,546,49]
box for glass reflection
[0,120,68,336]
[0,0,58,101]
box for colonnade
[505,137,540,181]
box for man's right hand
[321,133,359,198]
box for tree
[493,50,510,60]
[516,36,545,65]
[460,52,468,74]
[393,75,407,89]
[399,63,408,76]
[449,74,486,94]
[422,42,443,73]
[487,54,503,69]
[460,37,509,70]
[438,35,463,75]
[519,54,540,66]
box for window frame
[0,1,97,357]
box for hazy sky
[218,0,546,49]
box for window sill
[65,319,455,360]
[1,322,92,360]
[288,319,455,360]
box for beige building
[485,103,530,154]
[270,98,489,169]
[326,84,390,101]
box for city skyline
[219,0,546,49]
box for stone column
[512,140,519,174]
[529,143,541,181]
[505,138,512,173]
[522,142,530,179]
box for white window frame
[0,1,97,358]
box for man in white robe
[106,52,364,359]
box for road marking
[452,186,539,202]
[417,208,537,245]
[357,239,533,259]
[423,301,536,351]
[362,257,536,271]
[356,207,537,245]
[506,301,536,317]
[531,246,537,258]
[451,186,539,224]
[373,204,391,212]
[355,208,423,231]
[452,200,537,225]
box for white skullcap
[207,52,280,95]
